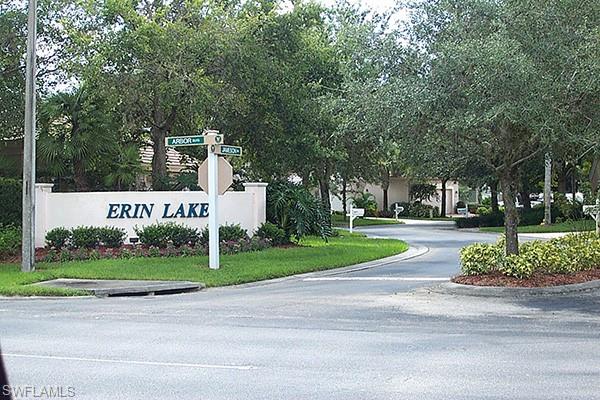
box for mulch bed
[453,268,600,288]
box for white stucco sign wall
[34,182,268,248]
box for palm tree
[38,87,117,191]
[103,145,144,190]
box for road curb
[227,244,430,289]
[428,279,600,298]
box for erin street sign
[165,135,223,147]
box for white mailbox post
[347,206,365,233]
[583,198,600,235]
[394,204,405,221]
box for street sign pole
[349,206,354,233]
[207,144,220,269]
[22,0,37,273]
[165,129,240,270]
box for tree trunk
[319,179,331,213]
[519,190,531,210]
[556,160,568,193]
[381,169,390,212]
[544,153,552,225]
[490,180,499,213]
[501,173,519,255]
[590,158,599,195]
[318,166,332,213]
[341,177,348,220]
[440,178,448,217]
[72,158,89,191]
[151,125,168,190]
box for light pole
[22,0,37,272]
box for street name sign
[165,134,223,147]
[215,144,242,156]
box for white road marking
[303,277,449,282]
[3,353,255,371]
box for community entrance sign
[165,129,243,269]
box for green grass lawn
[0,231,408,296]
[331,214,403,227]
[480,219,596,233]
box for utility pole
[543,152,552,226]
[22,0,37,272]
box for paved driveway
[1,224,599,399]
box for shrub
[42,249,58,263]
[477,206,492,215]
[377,210,395,218]
[455,217,480,229]
[412,203,440,218]
[255,222,288,246]
[97,227,126,248]
[135,222,199,248]
[201,223,248,243]
[0,178,22,226]
[0,225,21,256]
[501,254,536,279]
[148,246,161,257]
[45,227,71,249]
[71,226,100,249]
[396,202,440,218]
[479,212,504,227]
[351,193,378,215]
[267,182,332,241]
[220,237,271,255]
[59,248,73,262]
[119,248,134,259]
[554,193,583,220]
[460,243,503,275]
[460,232,600,279]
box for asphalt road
[1,222,599,400]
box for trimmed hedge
[395,202,440,218]
[200,223,248,243]
[0,178,21,226]
[460,232,600,279]
[135,222,199,248]
[456,206,565,229]
[45,226,126,249]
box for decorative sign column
[166,129,242,270]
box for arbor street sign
[215,144,242,156]
[165,134,223,147]
[198,157,233,195]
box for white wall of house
[34,183,267,247]
[330,178,459,215]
